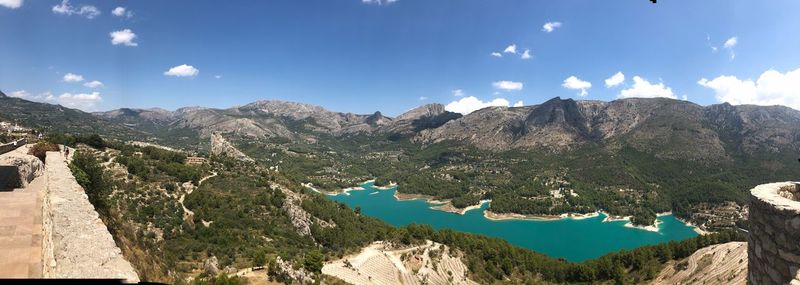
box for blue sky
[1,0,799,115]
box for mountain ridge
[5,94,799,161]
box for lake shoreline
[302,180,396,196]
[676,218,712,235]
[327,183,701,262]
[484,210,601,221]
[321,180,700,234]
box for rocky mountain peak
[526,97,582,124]
[396,103,446,121]
[0,90,6,98]
[366,111,390,126]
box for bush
[45,133,106,150]
[69,152,109,213]
[28,142,60,163]
[303,250,323,273]
[164,183,177,192]
[68,164,90,187]
[77,134,106,150]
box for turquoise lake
[327,181,698,262]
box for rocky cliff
[417,97,799,160]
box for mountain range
[4,88,799,164]
[87,96,800,162]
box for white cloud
[513,101,524,107]
[521,49,532,60]
[215,75,222,79]
[562,76,592,97]
[10,90,57,101]
[444,96,517,115]
[112,6,125,16]
[52,0,100,19]
[57,92,102,110]
[77,5,99,18]
[63,73,84,82]
[51,0,70,14]
[362,0,397,5]
[698,68,800,110]
[0,0,22,9]
[492,80,523,91]
[451,89,465,97]
[83,80,104,88]
[706,35,718,52]
[503,44,517,54]
[418,96,428,101]
[618,76,676,99]
[164,64,199,77]
[604,71,625,88]
[724,36,737,60]
[723,37,737,48]
[110,29,138,46]
[9,90,29,98]
[542,21,562,33]
[112,6,133,18]
[5,90,99,110]
[491,52,502,58]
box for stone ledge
[750,182,800,214]
[43,151,139,283]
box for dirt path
[179,171,218,222]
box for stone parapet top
[750,182,800,213]
[43,151,139,282]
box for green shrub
[28,142,60,163]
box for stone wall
[42,151,139,282]
[0,138,27,155]
[748,182,800,285]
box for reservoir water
[327,181,698,262]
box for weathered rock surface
[652,241,747,285]
[274,256,314,284]
[0,144,44,188]
[322,241,477,285]
[203,256,220,276]
[271,182,313,236]
[210,132,254,162]
[43,151,139,282]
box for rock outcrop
[203,256,220,276]
[0,144,44,188]
[652,241,747,285]
[271,182,313,236]
[274,256,314,284]
[322,241,477,285]
[210,132,254,162]
[43,151,139,282]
